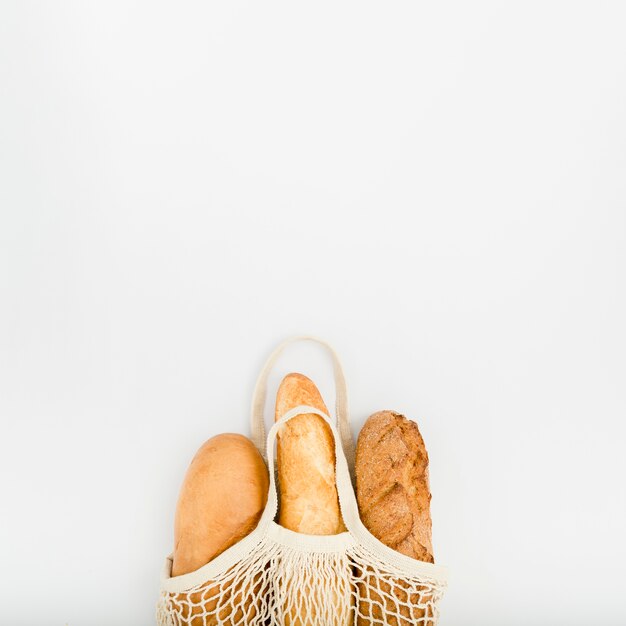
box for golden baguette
[275,372,351,626]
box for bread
[172,433,269,576]
[355,410,435,625]
[170,433,269,625]
[275,373,351,625]
[355,410,434,561]
[275,372,346,535]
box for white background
[1,2,625,625]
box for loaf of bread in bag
[275,373,351,626]
[275,373,346,535]
[172,433,269,576]
[355,410,435,625]
[355,410,434,562]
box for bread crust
[355,410,434,562]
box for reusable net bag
[157,337,448,625]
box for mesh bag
[157,337,448,625]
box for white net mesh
[157,534,446,626]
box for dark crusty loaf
[355,410,434,563]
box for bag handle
[250,336,355,472]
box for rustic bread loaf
[172,433,269,576]
[355,410,436,625]
[355,410,434,562]
[275,372,346,535]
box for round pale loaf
[172,433,269,577]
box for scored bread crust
[275,372,346,535]
[355,410,434,563]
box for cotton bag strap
[250,336,356,473]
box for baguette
[275,373,351,625]
[275,372,345,535]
